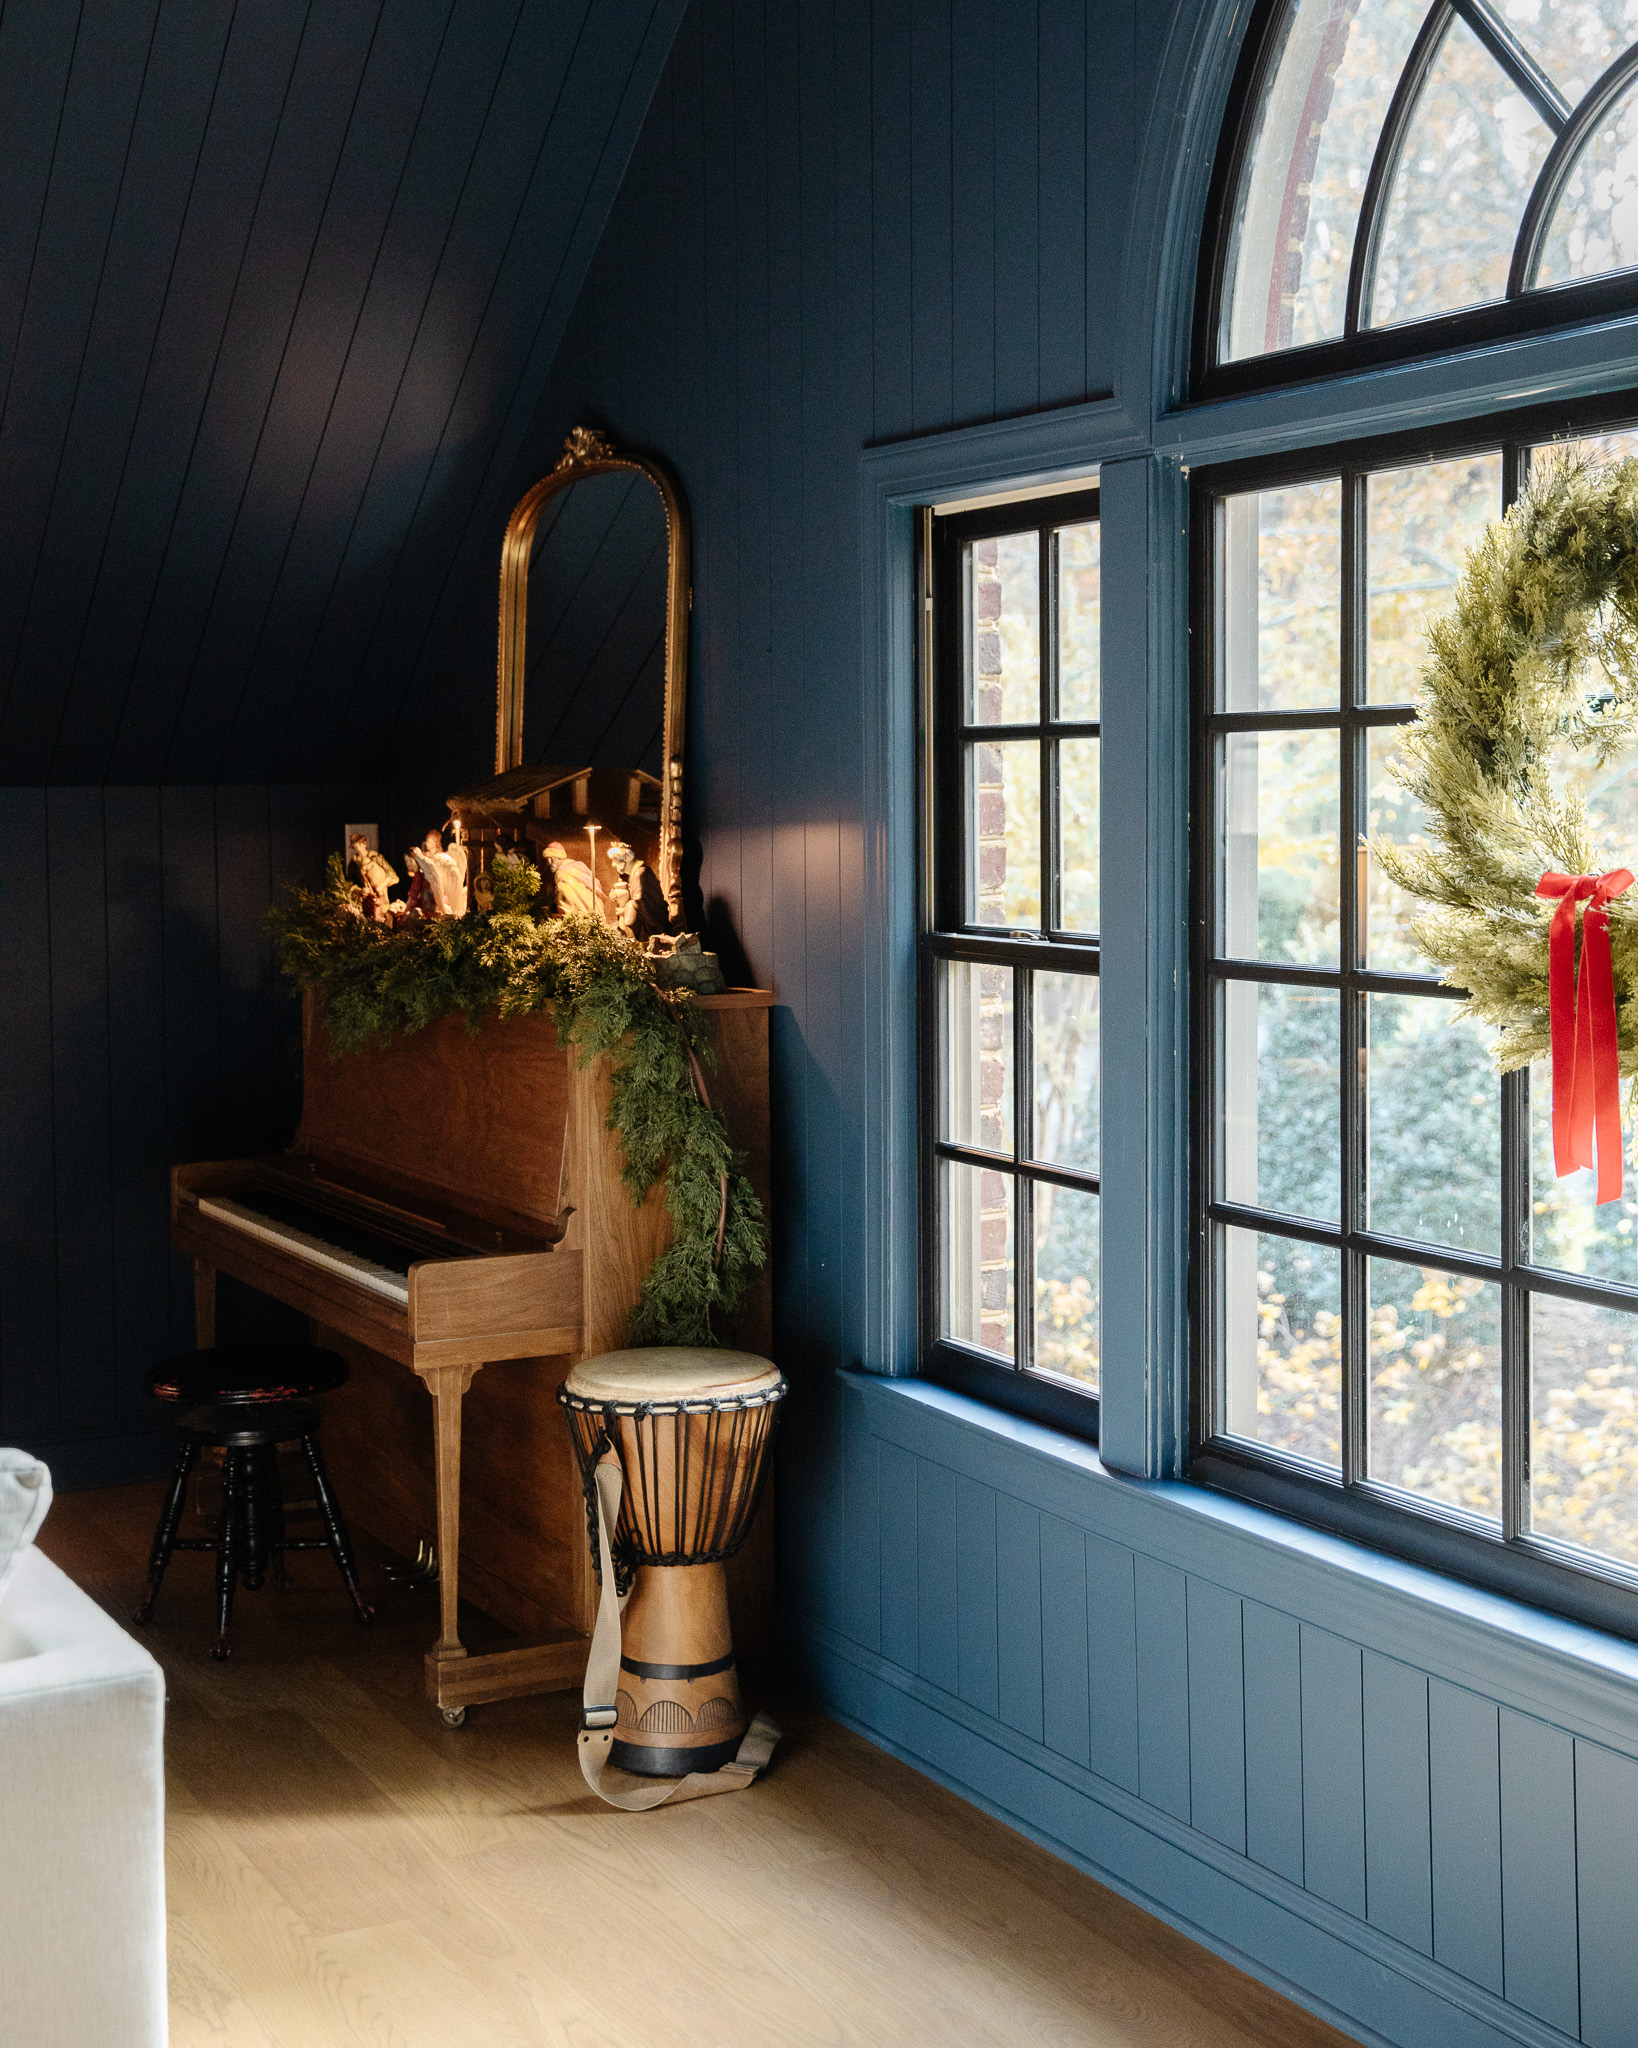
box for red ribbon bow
[1536,869,1635,1205]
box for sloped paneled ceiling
[0,0,685,785]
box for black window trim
[1188,382,1638,1643]
[919,488,1104,1447]
[1191,0,1638,407]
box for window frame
[1192,0,1638,404]
[919,488,1104,1443]
[1189,385,1638,1639]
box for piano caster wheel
[440,1706,467,1729]
[210,1637,231,1662]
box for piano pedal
[382,1539,439,1588]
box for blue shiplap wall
[0,0,690,1470]
[511,3,1638,2044]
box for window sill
[841,1368,1638,1752]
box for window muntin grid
[926,495,1102,1406]
[1216,0,1638,369]
[1201,431,1638,1585]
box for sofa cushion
[0,1450,52,1613]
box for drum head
[564,1347,781,1404]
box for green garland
[1375,453,1638,1072]
[271,853,767,1347]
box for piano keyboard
[196,1194,420,1306]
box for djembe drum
[559,1348,785,1795]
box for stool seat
[173,1399,322,1447]
[145,1344,348,1406]
[134,1345,370,1659]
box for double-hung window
[921,492,1102,1433]
[1192,0,1638,1628]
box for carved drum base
[610,1560,747,1775]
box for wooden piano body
[172,986,773,1721]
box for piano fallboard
[172,1157,583,1371]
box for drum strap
[578,1452,781,1810]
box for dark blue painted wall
[0,0,688,1471]
[502,5,1638,2046]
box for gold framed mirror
[492,426,690,918]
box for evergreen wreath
[270,852,767,1348]
[1375,452,1638,1075]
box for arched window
[1206,0,1638,380]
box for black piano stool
[134,1345,373,1660]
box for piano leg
[193,1260,216,1348]
[421,1362,480,1705]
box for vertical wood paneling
[843,1393,882,1654]
[1362,1650,1432,1957]
[878,1439,920,1671]
[1577,1737,1638,2048]
[995,1492,1043,1742]
[1300,1626,1366,1918]
[1499,1708,1578,2035]
[955,1473,999,1718]
[0,788,58,1442]
[1040,1514,1090,1768]
[916,1457,958,1693]
[1186,1577,1245,1854]
[1242,1601,1303,1886]
[1428,1679,1503,1995]
[1134,1553,1190,1821]
[47,790,117,1435]
[1085,1532,1139,1794]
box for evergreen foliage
[1375,453,1638,1071]
[270,852,767,1347]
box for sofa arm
[0,1548,167,2048]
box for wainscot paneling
[0,783,430,1486]
[799,1373,1638,2048]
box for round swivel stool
[135,1345,373,1660]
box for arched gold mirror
[450,427,690,929]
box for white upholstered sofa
[0,1455,167,2047]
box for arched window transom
[1221,0,1638,362]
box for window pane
[1219,1225,1342,1468]
[1056,521,1100,720]
[1034,1184,1100,1391]
[1532,1293,1638,1567]
[969,533,1039,724]
[1366,454,1502,703]
[1057,737,1099,933]
[1032,971,1098,1173]
[1220,982,1341,1223]
[1538,426,1638,467]
[1221,0,1426,359]
[1363,725,1436,968]
[1500,0,1637,100]
[1368,1259,1502,1521]
[1221,483,1342,711]
[967,740,1040,927]
[1366,996,1501,1255]
[1536,73,1638,287]
[1368,16,1553,328]
[1220,729,1341,963]
[1547,720,1638,863]
[1531,1060,1638,1283]
[942,1159,1014,1358]
[942,959,1013,1154]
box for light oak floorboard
[41,1484,1356,2048]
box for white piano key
[197,1196,411,1306]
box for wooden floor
[41,1483,1356,2048]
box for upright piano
[173,987,773,1722]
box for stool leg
[212,1449,243,1660]
[133,1439,198,1624]
[268,1449,292,1593]
[240,1443,274,1592]
[301,1432,373,1624]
